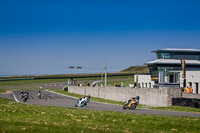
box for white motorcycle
[75,97,87,107]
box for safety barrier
[68,86,172,107]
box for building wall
[134,70,200,94]
[180,70,200,94]
[133,74,155,88]
[68,86,171,107]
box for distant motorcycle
[75,97,87,107]
[123,96,140,110]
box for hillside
[120,66,149,73]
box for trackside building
[134,48,200,94]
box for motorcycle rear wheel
[130,104,136,110]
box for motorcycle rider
[20,90,27,98]
[130,97,137,104]
[38,90,42,99]
[135,96,140,105]
[127,96,139,105]
[79,97,86,105]
[20,90,23,98]
[84,95,91,103]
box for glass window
[167,73,180,83]
[157,53,162,59]
[161,53,164,58]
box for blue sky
[1,0,200,75]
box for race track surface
[9,90,200,118]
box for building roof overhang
[151,48,200,53]
[145,59,200,65]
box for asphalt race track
[1,90,200,118]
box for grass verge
[0,97,200,133]
[0,89,8,93]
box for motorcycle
[123,96,140,110]
[75,97,87,107]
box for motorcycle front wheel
[123,105,127,109]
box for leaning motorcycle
[75,99,87,107]
[123,100,137,110]
[123,96,140,110]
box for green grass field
[0,98,200,133]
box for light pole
[105,61,107,87]
[68,61,107,87]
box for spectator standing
[189,86,193,93]
[87,82,90,86]
[184,86,189,93]
[117,83,121,87]
[121,82,124,88]
[101,84,103,87]
[114,83,117,87]
[134,82,137,88]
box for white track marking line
[12,90,19,103]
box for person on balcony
[189,86,193,93]
[184,86,189,93]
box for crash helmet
[136,96,140,100]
